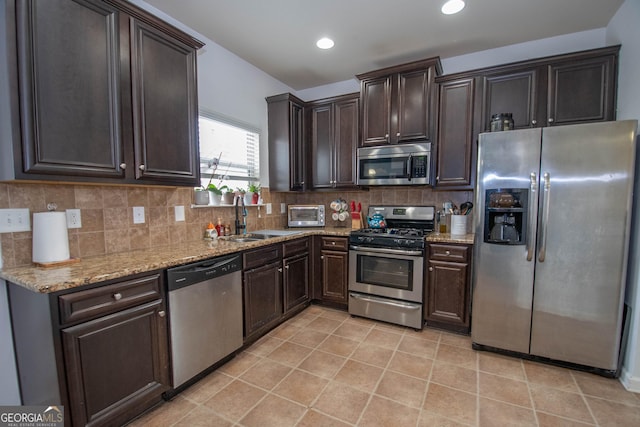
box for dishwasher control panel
[167,254,242,291]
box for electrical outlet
[281,203,286,214]
[66,209,82,229]
[0,208,31,233]
[174,205,185,222]
[133,206,145,224]
[266,203,272,215]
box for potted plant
[221,187,235,205]
[194,188,209,205]
[206,183,226,205]
[248,183,261,204]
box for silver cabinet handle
[527,172,537,262]
[538,172,551,262]
[320,255,324,260]
[158,310,166,317]
[429,267,433,272]
[445,250,450,255]
[139,164,145,171]
[396,132,400,137]
[113,293,122,301]
[120,163,126,169]
[331,241,335,245]
[531,120,537,126]
[278,268,283,273]
[285,265,289,270]
[548,118,554,123]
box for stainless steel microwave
[288,205,325,227]
[356,142,431,186]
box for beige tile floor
[130,305,640,426]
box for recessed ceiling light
[441,0,465,15]
[316,37,334,49]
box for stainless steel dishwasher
[167,253,243,388]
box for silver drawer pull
[429,267,433,272]
[158,310,166,318]
[445,250,450,255]
[113,293,122,301]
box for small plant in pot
[206,183,228,206]
[247,183,261,204]
[194,187,209,205]
[221,187,235,205]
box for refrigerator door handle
[527,172,537,261]
[538,172,551,262]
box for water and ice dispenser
[483,189,528,245]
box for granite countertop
[0,227,473,294]
[426,232,475,245]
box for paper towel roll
[32,212,70,263]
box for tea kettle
[367,212,387,229]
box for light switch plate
[0,208,31,233]
[66,209,82,228]
[133,206,145,224]
[266,203,272,215]
[174,205,185,222]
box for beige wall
[0,181,471,268]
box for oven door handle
[349,245,424,257]
[349,293,421,309]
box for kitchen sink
[225,234,271,243]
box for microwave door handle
[407,154,413,181]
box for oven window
[356,254,414,291]
[359,158,408,180]
[290,208,317,222]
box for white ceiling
[145,0,624,90]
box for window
[198,110,260,191]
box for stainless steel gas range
[348,205,435,330]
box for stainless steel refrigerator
[471,120,637,375]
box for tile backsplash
[0,181,472,268]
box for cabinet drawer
[429,244,468,262]
[283,238,309,257]
[244,244,282,270]
[320,236,348,251]
[59,274,162,325]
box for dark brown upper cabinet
[479,45,618,131]
[433,45,619,190]
[308,93,359,189]
[434,77,482,189]
[357,58,442,146]
[1,0,203,186]
[267,93,306,191]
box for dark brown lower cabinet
[283,239,310,313]
[314,236,349,307]
[425,243,471,334]
[62,300,169,426]
[8,271,169,427]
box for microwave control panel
[411,156,428,178]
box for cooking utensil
[460,201,473,215]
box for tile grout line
[417,328,441,427]
[570,370,600,426]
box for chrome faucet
[234,194,247,235]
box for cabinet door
[283,253,309,313]
[360,76,392,146]
[334,97,359,187]
[425,260,469,331]
[130,19,199,185]
[321,250,348,304]
[62,300,169,427]
[482,69,540,130]
[547,54,616,126]
[397,69,432,143]
[435,78,477,189]
[244,261,283,339]
[15,0,124,178]
[310,103,333,189]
